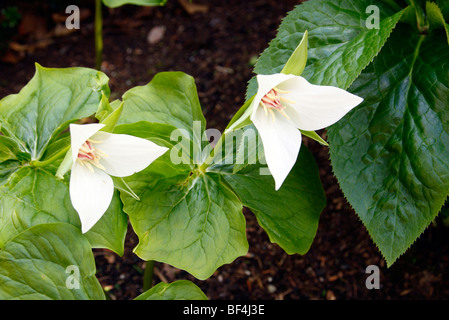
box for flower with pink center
[69,123,168,233]
[249,73,363,190]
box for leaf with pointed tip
[426,1,449,45]
[122,167,248,280]
[327,25,449,265]
[0,222,105,300]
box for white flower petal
[91,131,169,177]
[279,76,363,131]
[252,106,302,190]
[70,123,105,162]
[69,161,114,233]
[250,73,296,121]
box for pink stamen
[261,89,283,110]
[78,141,95,160]
[259,88,292,121]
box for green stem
[95,0,103,70]
[199,134,223,172]
[29,145,70,168]
[199,96,255,172]
[143,260,155,292]
[410,0,428,32]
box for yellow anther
[280,97,296,104]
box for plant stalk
[95,0,103,70]
[29,145,70,168]
[143,260,155,292]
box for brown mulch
[1,0,449,300]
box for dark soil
[1,0,449,300]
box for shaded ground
[1,0,449,300]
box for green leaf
[120,162,248,280]
[247,0,402,98]
[102,0,166,8]
[0,222,105,300]
[300,130,328,146]
[435,0,449,19]
[135,280,208,300]
[426,1,449,45]
[221,145,326,255]
[304,9,404,88]
[0,161,20,186]
[0,166,127,255]
[327,24,449,265]
[0,136,22,163]
[119,72,206,163]
[0,64,109,161]
[0,166,79,248]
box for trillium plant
[0,0,448,300]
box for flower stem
[95,0,103,71]
[199,134,223,172]
[143,260,155,292]
[29,145,70,168]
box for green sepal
[224,95,255,133]
[111,176,140,201]
[300,130,328,146]
[55,147,73,180]
[281,30,308,76]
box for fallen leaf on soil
[178,0,209,15]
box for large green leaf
[0,165,127,255]
[327,25,449,265]
[247,0,402,98]
[122,166,248,280]
[119,72,207,163]
[135,280,208,300]
[0,64,109,161]
[0,222,105,300]
[102,0,166,8]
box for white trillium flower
[69,123,168,233]
[250,73,363,190]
